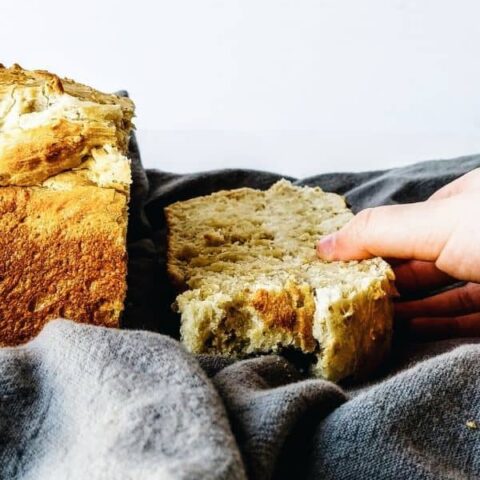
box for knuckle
[464,168,480,187]
[353,207,375,236]
[341,207,378,252]
[456,284,480,313]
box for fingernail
[316,234,336,260]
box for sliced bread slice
[166,180,395,381]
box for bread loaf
[0,64,133,345]
[166,180,396,381]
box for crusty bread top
[0,63,134,114]
[0,64,133,190]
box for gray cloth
[0,321,244,480]
[2,139,480,479]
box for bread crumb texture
[466,420,478,430]
[0,64,132,344]
[166,180,396,381]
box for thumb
[316,200,455,262]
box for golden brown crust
[0,63,64,93]
[0,118,119,185]
[251,283,316,351]
[0,63,133,114]
[0,185,127,345]
[0,64,134,187]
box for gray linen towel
[0,320,245,480]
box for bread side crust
[0,184,127,345]
[165,206,189,291]
[312,276,395,381]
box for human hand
[316,168,480,339]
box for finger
[316,199,454,262]
[429,168,480,201]
[407,312,480,340]
[393,260,455,293]
[396,282,480,319]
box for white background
[1,0,480,177]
